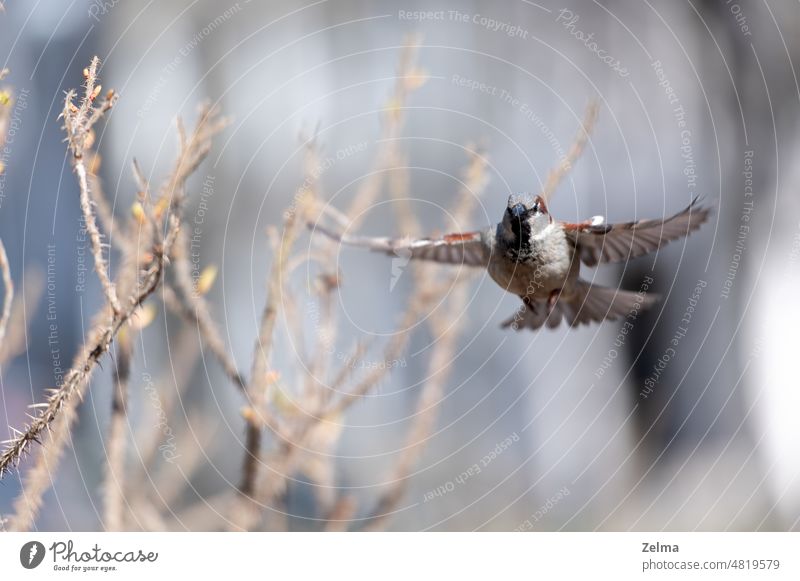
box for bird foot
[547,289,561,316]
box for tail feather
[501,279,659,331]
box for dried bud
[88,153,102,175]
[139,251,154,265]
[90,84,102,101]
[195,265,218,295]
[317,273,340,292]
[405,68,429,91]
[384,97,402,121]
[272,389,298,415]
[240,406,257,423]
[153,197,170,220]
[129,303,156,330]
[131,202,147,225]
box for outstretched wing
[311,223,491,267]
[564,198,711,266]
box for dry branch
[227,147,312,530]
[247,48,428,524]
[1,60,227,532]
[540,100,599,202]
[165,230,246,390]
[103,331,132,531]
[62,57,121,314]
[362,148,488,531]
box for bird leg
[547,289,561,316]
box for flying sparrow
[311,196,711,330]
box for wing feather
[311,224,491,267]
[566,199,711,266]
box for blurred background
[1,0,799,531]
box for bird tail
[502,279,659,331]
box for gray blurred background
[1,0,799,531]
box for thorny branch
[0,61,227,492]
[62,57,122,315]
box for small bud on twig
[195,265,218,296]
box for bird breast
[488,223,576,297]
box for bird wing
[311,223,491,267]
[563,198,711,266]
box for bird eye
[532,201,540,213]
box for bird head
[497,194,551,257]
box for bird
[310,195,711,330]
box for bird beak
[511,203,527,219]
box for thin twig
[324,496,358,532]
[135,324,198,470]
[241,42,432,526]
[361,294,464,531]
[62,57,121,315]
[165,231,246,390]
[346,36,423,228]
[362,149,489,530]
[86,153,132,255]
[103,330,132,531]
[540,100,599,202]
[228,171,308,529]
[0,270,43,368]
[0,240,12,345]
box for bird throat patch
[507,218,532,261]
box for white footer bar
[1,532,797,580]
